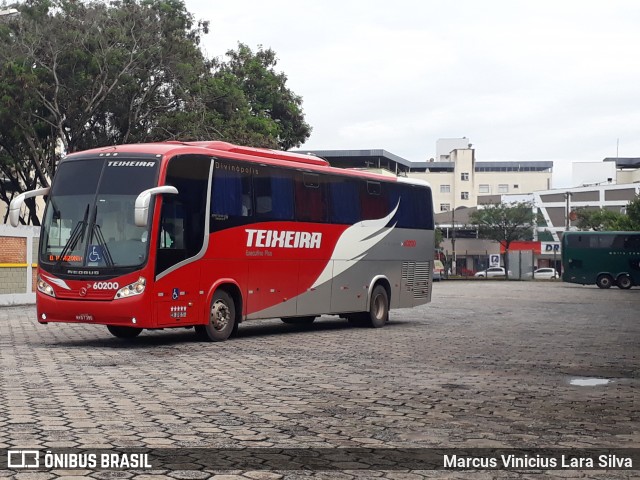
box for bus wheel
[596,274,613,289]
[198,290,236,342]
[107,325,142,339]
[281,316,316,325]
[616,274,633,290]
[366,285,389,328]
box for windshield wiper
[91,221,114,268]
[55,204,89,267]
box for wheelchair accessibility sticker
[88,245,103,263]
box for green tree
[469,202,537,278]
[619,194,640,231]
[211,43,311,150]
[574,207,624,231]
[0,0,311,224]
[434,228,443,249]
[574,196,640,231]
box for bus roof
[64,141,431,186]
[564,231,640,236]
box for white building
[532,183,640,242]
[435,137,471,161]
[571,162,617,187]
[409,146,553,213]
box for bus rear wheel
[281,316,316,325]
[107,325,142,339]
[196,290,237,342]
[596,274,614,289]
[616,274,633,290]
[366,285,389,328]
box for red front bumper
[36,291,156,328]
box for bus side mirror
[8,187,50,227]
[134,186,179,227]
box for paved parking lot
[0,281,638,479]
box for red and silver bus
[10,141,434,341]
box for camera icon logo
[7,450,40,468]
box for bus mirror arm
[9,187,51,227]
[134,186,178,227]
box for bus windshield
[40,157,159,270]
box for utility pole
[451,207,456,275]
[564,192,572,231]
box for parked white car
[474,267,508,278]
[526,268,559,279]
[433,260,445,281]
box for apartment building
[408,147,553,213]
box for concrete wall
[0,224,40,305]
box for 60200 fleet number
[91,281,119,290]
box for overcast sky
[185,0,640,187]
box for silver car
[474,267,507,278]
[526,267,559,279]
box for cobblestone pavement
[0,281,638,479]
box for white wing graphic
[311,201,399,289]
[41,274,71,290]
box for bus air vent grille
[402,261,431,299]
[412,262,430,299]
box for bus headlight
[37,275,56,298]
[114,277,146,300]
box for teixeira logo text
[245,229,322,249]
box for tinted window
[157,155,209,275]
[99,160,159,195]
[593,235,614,248]
[389,183,434,230]
[42,157,159,269]
[253,169,294,221]
[361,181,389,220]
[328,177,360,224]
[210,162,253,231]
[624,235,640,250]
[566,234,584,248]
[295,173,327,223]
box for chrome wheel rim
[210,300,230,331]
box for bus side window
[389,184,433,229]
[624,235,640,250]
[295,173,327,223]
[159,199,185,249]
[253,171,294,221]
[328,178,360,224]
[212,169,251,217]
[210,165,253,230]
[360,181,388,220]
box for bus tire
[197,290,236,342]
[616,274,633,290]
[281,316,316,325]
[366,285,389,328]
[596,274,613,289]
[107,325,142,339]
